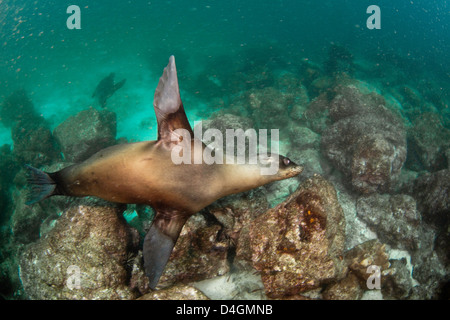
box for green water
[0,0,448,300]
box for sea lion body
[25,56,303,289]
[55,138,286,214]
[56,140,221,214]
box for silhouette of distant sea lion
[92,72,126,108]
[25,56,303,289]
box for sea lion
[25,56,303,289]
[92,72,126,108]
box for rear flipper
[143,212,187,289]
[24,165,58,205]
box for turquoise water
[1,1,447,142]
[0,0,449,300]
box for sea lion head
[257,153,303,179]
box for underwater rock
[197,113,254,157]
[288,126,320,150]
[381,258,415,300]
[289,100,308,122]
[1,90,59,167]
[274,72,309,122]
[411,169,449,229]
[201,113,254,134]
[322,273,364,300]
[0,144,18,224]
[0,225,22,299]
[12,117,60,167]
[343,239,390,287]
[331,181,378,251]
[245,87,293,130]
[11,163,78,243]
[321,86,407,194]
[11,194,42,244]
[324,44,354,77]
[19,202,136,300]
[298,59,323,92]
[193,270,266,300]
[287,148,325,179]
[264,177,301,208]
[434,231,450,273]
[137,284,209,300]
[446,148,450,169]
[303,93,331,134]
[204,188,269,271]
[0,144,19,180]
[396,85,423,110]
[53,107,117,162]
[356,194,422,250]
[250,175,346,298]
[0,90,39,128]
[158,213,230,288]
[411,242,449,299]
[11,185,54,244]
[274,71,303,93]
[328,85,386,122]
[309,77,334,98]
[405,112,450,171]
[127,250,151,296]
[393,168,419,194]
[337,239,416,299]
[0,259,15,299]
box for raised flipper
[143,211,188,289]
[153,55,193,149]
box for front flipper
[143,211,188,289]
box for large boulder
[321,85,407,193]
[53,107,117,162]
[11,189,47,244]
[0,90,38,128]
[158,213,230,288]
[244,87,293,131]
[1,90,60,167]
[411,169,449,229]
[405,112,450,171]
[205,188,269,271]
[12,120,60,167]
[322,240,391,300]
[356,194,424,250]
[196,113,255,157]
[19,202,137,300]
[249,175,346,298]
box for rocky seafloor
[0,47,448,300]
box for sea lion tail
[24,165,58,205]
[143,212,187,289]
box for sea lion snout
[276,156,303,179]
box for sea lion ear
[153,56,194,147]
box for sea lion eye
[283,158,291,166]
